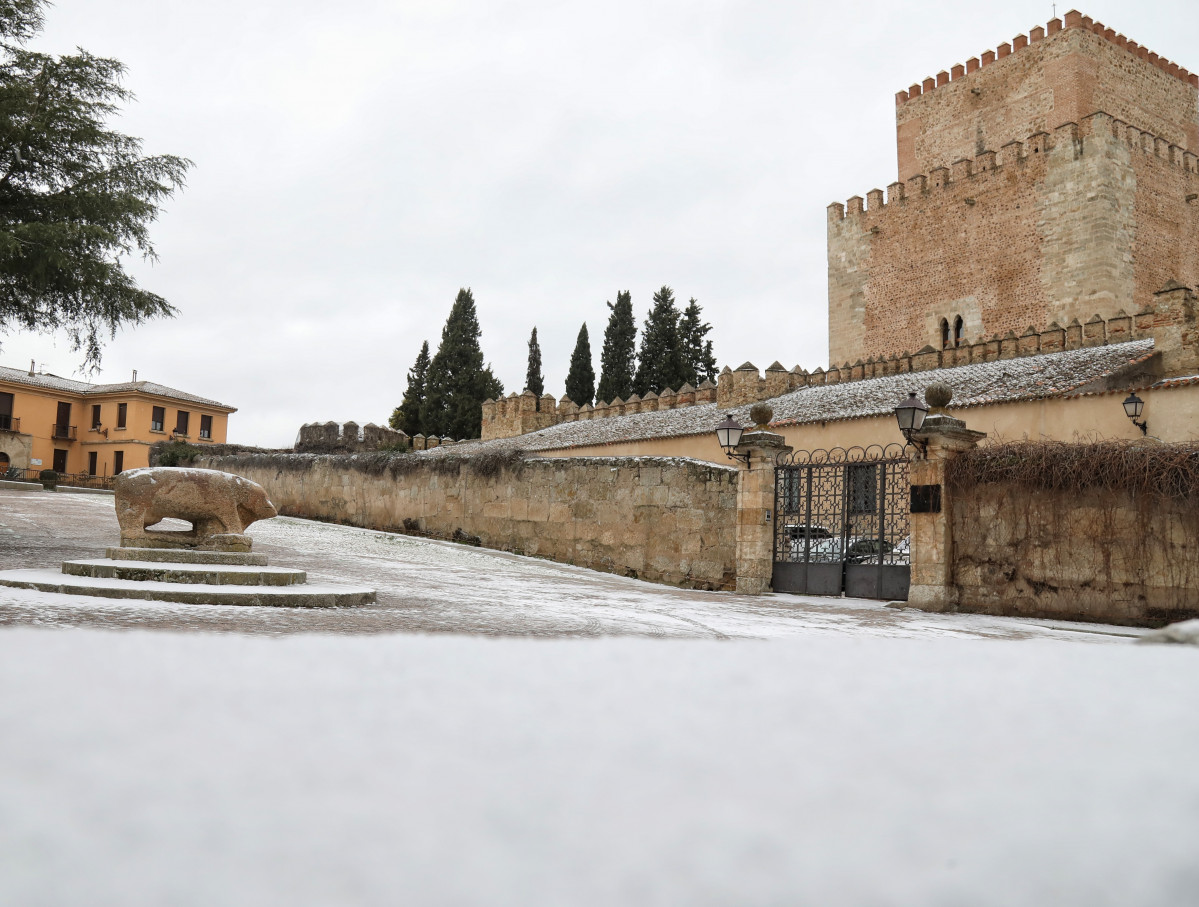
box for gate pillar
[735,430,791,594]
[907,414,985,612]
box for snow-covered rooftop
[0,365,236,410]
[447,339,1158,454]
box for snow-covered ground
[1,490,1197,905]
[0,489,1146,641]
[3,631,1198,906]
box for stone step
[0,569,375,609]
[105,547,269,566]
[63,559,306,587]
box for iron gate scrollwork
[773,444,911,600]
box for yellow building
[0,363,236,477]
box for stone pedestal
[906,414,985,612]
[734,431,791,594]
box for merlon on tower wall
[895,11,1199,181]
[828,113,1199,365]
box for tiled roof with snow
[443,339,1158,455]
[0,366,236,410]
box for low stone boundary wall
[196,452,738,590]
[944,445,1199,627]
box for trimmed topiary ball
[749,403,774,428]
[925,381,953,409]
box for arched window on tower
[953,315,964,348]
[940,318,950,350]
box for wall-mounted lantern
[1122,392,1147,435]
[894,392,929,454]
[714,414,750,465]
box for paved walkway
[0,488,1140,641]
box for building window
[151,406,164,432]
[954,315,964,348]
[0,391,12,431]
[175,411,190,435]
[117,402,127,429]
[939,318,950,350]
[91,404,101,429]
[114,451,124,474]
[200,414,213,440]
[88,451,98,475]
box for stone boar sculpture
[114,467,278,552]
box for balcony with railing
[51,423,77,441]
[0,415,20,433]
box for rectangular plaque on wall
[910,484,942,513]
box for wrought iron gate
[772,445,911,600]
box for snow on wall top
[436,339,1157,455]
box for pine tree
[0,0,191,368]
[420,288,496,440]
[564,322,595,407]
[679,297,718,385]
[390,340,430,436]
[596,290,636,404]
[524,326,544,408]
[633,285,686,397]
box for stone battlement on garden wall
[481,283,1198,440]
[481,381,718,441]
[295,421,464,452]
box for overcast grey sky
[6,0,1196,446]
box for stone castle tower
[828,10,1199,366]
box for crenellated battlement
[295,421,459,452]
[896,10,1197,109]
[481,381,719,441]
[724,285,1196,406]
[480,285,1199,441]
[831,112,1199,223]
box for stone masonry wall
[950,483,1199,627]
[197,452,739,591]
[895,12,1198,180]
[828,113,1199,366]
[296,421,462,452]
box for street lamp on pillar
[1122,392,1147,435]
[894,391,929,455]
[714,413,750,465]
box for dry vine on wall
[944,441,1199,625]
[946,440,1199,503]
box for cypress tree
[679,297,718,385]
[420,287,495,440]
[524,326,544,408]
[596,290,636,404]
[564,323,595,407]
[390,339,430,435]
[633,285,686,396]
